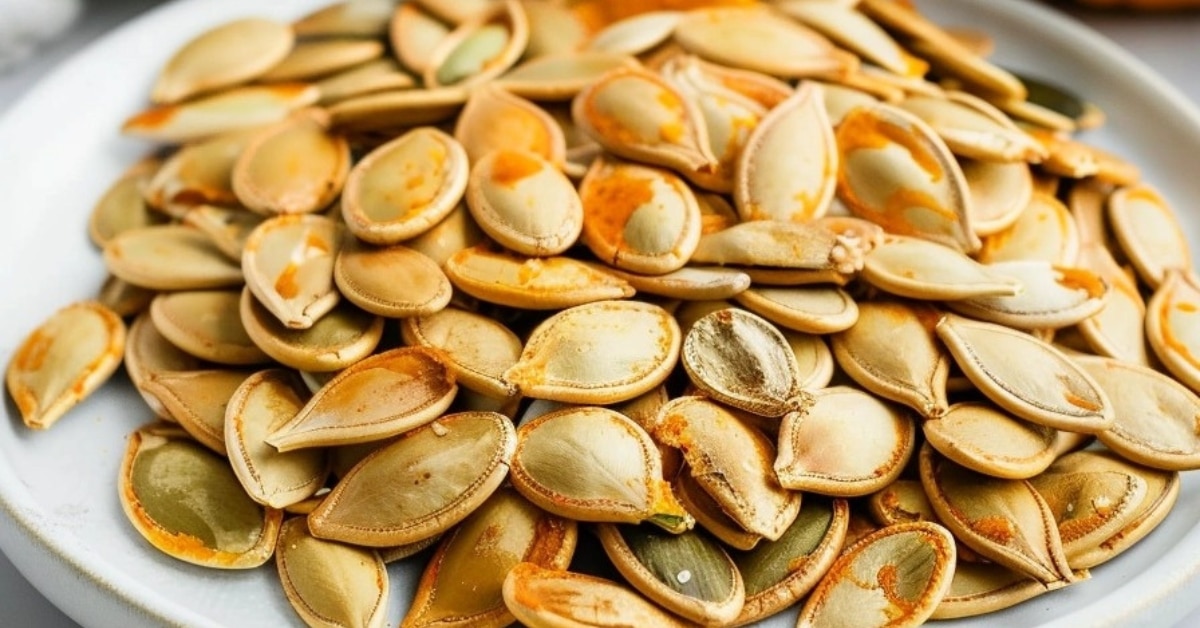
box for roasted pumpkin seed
[149,290,269,365]
[502,562,695,628]
[275,517,388,628]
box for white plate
[2,0,1200,626]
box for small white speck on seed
[676,570,692,584]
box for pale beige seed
[453,84,567,165]
[391,4,453,76]
[587,10,680,55]
[896,93,1046,163]
[314,58,417,105]
[502,563,696,628]
[919,445,1075,585]
[597,264,752,301]
[836,103,980,254]
[341,126,469,245]
[495,51,642,101]
[673,470,762,551]
[259,39,385,83]
[267,346,458,451]
[681,308,802,417]
[402,488,577,628]
[225,370,327,509]
[142,129,256,216]
[444,246,634,310]
[149,290,269,365]
[776,0,925,77]
[151,18,294,104]
[861,236,1020,301]
[734,82,836,223]
[181,205,265,262]
[310,411,516,547]
[523,0,590,58]
[6,301,126,430]
[673,7,849,79]
[119,424,282,569]
[776,387,916,497]
[239,288,384,373]
[104,224,244,291]
[424,0,529,89]
[294,0,394,38]
[733,286,858,335]
[572,65,717,175]
[232,110,350,215]
[510,406,692,530]
[125,312,201,419]
[961,159,1033,238]
[123,84,320,144]
[326,87,468,132]
[796,521,957,628]
[936,313,1113,433]
[654,396,800,540]
[467,149,583,256]
[142,369,251,454]
[401,203,486,267]
[578,155,702,275]
[504,300,680,404]
[978,192,1078,266]
[818,80,881,126]
[1028,449,1149,569]
[947,261,1107,330]
[401,307,522,399]
[831,300,950,419]
[783,329,835,391]
[1076,354,1200,471]
[88,158,164,247]
[96,275,156,318]
[691,219,866,278]
[668,53,794,112]
[731,497,849,627]
[931,560,1070,620]
[333,240,453,318]
[923,402,1056,480]
[242,214,342,330]
[275,517,388,628]
[597,524,745,626]
[1146,270,1200,393]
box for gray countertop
[2,1,1199,626]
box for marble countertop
[2,1,1199,626]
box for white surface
[1,1,1200,626]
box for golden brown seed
[923,402,1056,480]
[733,286,858,335]
[1146,270,1200,394]
[241,213,343,330]
[232,110,350,215]
[1108,184,1191,289]
[275,517,388,628]
[400,307,522,399]
[333,240,454,318]
[88,158,164,247]
[6,301,126,430]
[122,84,320,144]
[151,18,294,104]
[673,7,850,79]
[502,562,696,628]
[124,312,201,419]
[945,261,1108,331]
[258,39,385,83]
[239,288,384,373]
[453,83,567,165]
[444,246,634,310]
[104,225,244,291]
[149,290,269,365]
[142,368,250,454]
[931,560,1071,620]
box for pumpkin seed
[931,560,1069,620]
[104,224,244,291]
[400,202,487,267]
[1146,270,1200,394]
[142,368,251,454]
[796,521,957,628]
[309,411,516,546]
[327,86,468,131]
[946,261,1107,330]
[424,0,529,89]
[294,0,394,38]
[504,300,680,404]
[467,149,583,256]
[341,126,470,245]
[654,396,800,540]
[961,158,1033,238]
[453,83,566,165]
[502,562,695,628]
[733,82,837,223]
[861,236,1021,301]
[733,286,858,334]
[830,299,950,419]
[275,517,388,628]
[509,406,692,530]
[232,110,350,215]
[775,386,916,496]
[587,10,681,55]
[595,265,752,301]
[123,84,320,144]
[867,479,938,527]
[119,424,282,568]
[314,58,417,106]
[151,18,294,104]
[96,275,156,318]
[88,158,164,247]
[125,312,202,419]
[578,155,702,274]
[681,308,804,417]
[402,488,577,628]
[977,191,1077,265]
[143,129,255,216]
[259,39,385,83]
[776,0,925,77]
[445,246,634,310]
[896,92,1045,163]
[523,0,590,58]
[923,402,1056,480]
[673,469,763,551]
[919,445,1076,585]
[936,313,1113,433]
[495,51,642,101]
[241,214,342,330]
[225,370,328,508]
[333,240,454,318]
[691,219,866,280]
[5,301,126,430]
[149,290,269,365]
[836,103,980,254]
[673,7,850,79]
[400,306,522,398]
[181,205,266,261]
[239,288,384,372]
[390,4,452,76]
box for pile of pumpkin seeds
[7,0,1200,625]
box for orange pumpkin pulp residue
[1054,266,1106,299]
[583,167,655,255]
[490,150,544,187]
[1159,292,1200,368]
[837,109,945,183]
[972,515,1016,544]
[567,0,755,32]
